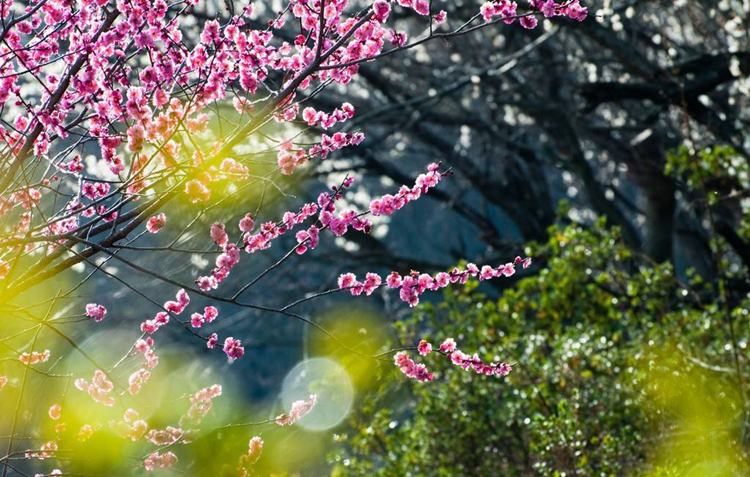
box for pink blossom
[146,213,167,233]
[520,15,538,29]
[338,272,357,289]
[143,451,177,471]
[85,303,107,322]
[414,0,430,15]
[566,1,587,21]
[241,436,264,466]
[191,313,205,328]
[75,370,115,407]
[386,272,403,288]
[19,349,51,365]
[128,369,151,395]
[239,213,255,232]
[439,338,457,353]
[393,351,434,382]
[204,306,219,323]
[373,0,391,22]
[207,333,219,349]
[211,223,229,247]
[48,404,62,420]
[78,424,94,442]
[186,180,211,203]
[223,337,245,360]
[146,427,182,446]
[276,394,317,425]
[418,340,432,356]
[540,0,557,17]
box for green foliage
[331,220,750,476]
[666,145,750,241]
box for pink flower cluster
[26,441,57,460]
[531,0,587,21]
[85,303,107,322]
[75,370,115,407]
[239,437,264,470]
[480,1,520,23]
[143,451,178,471]
[302,103,355,129]
[339,256,532,307]
[128,339,158,395]
[480,0,587,28]
[146,426,183,446]
[437,338,513,376]
[182,384,222,426]
[19,349,51,365]
[276,394,318,426]
[141,289,191,333]
[78,424,95,442]
[338,272,382,296]
[223,337,245,360]
[278,131,365,175]
[146,213,167,233]
[369,163,444,216]
[111,409,149,442]
[243,202,319,254]
[395,338,513,382]
[394,351,434,382]
[190,306,219,328]
[196,241,241,292]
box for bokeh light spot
[281,357,354,431]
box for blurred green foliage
[331,219,750,476]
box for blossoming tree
[0,0,585,473]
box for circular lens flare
[280,357,354,431]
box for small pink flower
[223,337,244,360]
[276,394,317,426]
[363,273,382,295]
[414,0,430,15]
[439,338,456,353]
[338,273,357,289]
[210,223,228,247]
[495,363,512,376]
[480,265,496,280]
[20,349,51,365]
[48,404,62,420]
[185,180,211,203]
[207,333,218,349]
[386,272,403,288]
[373,0,391,21]
[143,451,177,471]
[566,1,587,21]
[176,289,190,307]
[204,306,219,323]
[417,340,432,356]
[190,313,205,328]
[520,15,538,29]
[246,436,263,464]
[85,303,107,322]
[146,213,166,233]
[239,213,255,232]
